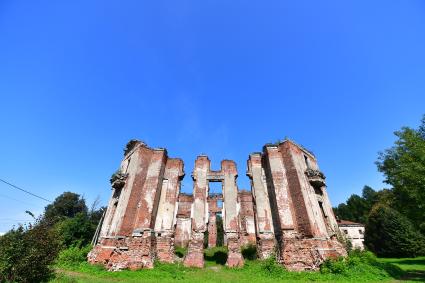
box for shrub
[54,212,96,248]
[56,245,92,267]
[0,220,61,282]
[241,243,257,260]
[320,257,348,274]
[320,250,376,274]
[259,256,286,277]
[319,249,405,280]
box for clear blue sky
[0,1,424,233]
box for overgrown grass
[51,247,424,282]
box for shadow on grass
[376,261,425,282]
[378,258,425,281]
[376,262,405,278]
[393,259,425,266]
[401,270,425,281]
[204,247,228,265]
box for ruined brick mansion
[88,139,346,271]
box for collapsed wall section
[238,190,256,246]
[174,194,193,248]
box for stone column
[154,158,184,263]
[207,213,217,248]
[238,190,257,246]
[175,194,193,248]
[222,160,244,267]
[247,153,276,259]
[183,156,209,268]
[127,148,167,269]
[263,145,296,235]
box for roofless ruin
[88,139,346,271]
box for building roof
[337,219,365,227]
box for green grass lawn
[378,257,425,282]
[51,248,425,283]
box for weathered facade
[174,193,193,248]
[207,194,222,248]
[88,141,184,270]
[89,139,346,271]
[238,190,256,246]
[337,219,365,250]
[247,140,347,270]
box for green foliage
[0,190,104,282]
[56,245,92,267]
[44,192,88,223]
[241,243,257,260]
[320,250,405,279]
[0,220,61,282]
[258,256,287,277]
[365,204,425,257]
[204,214,224,248]
[89,205,105,225]
[376,114,425,233]
[54,212,96,248]
[43,192,105,248]
[333,186,378,224]
[203,246,228,265]
[174,246,187,258]
[203,229,209,248]
[216,214,224,246]
[321,257,348,274]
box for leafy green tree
[333,186,378,224]
[43,192,106,248]
[216,214,224,247]
[89,205,106,225]
[376,115,425,233]
[0,219,61,282]
[55,212,95,247]
[364,204,425,257]
[44,192,87,222]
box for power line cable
[0,193,37,207]
[0,178,52,203]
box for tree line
[334,115,425,257]
[0,191,105,282]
